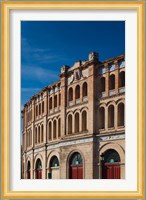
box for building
[21,52,125,179]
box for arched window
[75,85,80,99]
[75,113,79,133]
[99,107,105,129]
[35,159,42,179]
[104,149,120,163]
[82,82,88,97]
[59,93,61,106]
[49,97,52,110]
[54,95,57,108]
[36,105,38,117]
[41,125,44,143]
[49,122,52,140]
[82,111,87,131]
[29,131,32,146]
[35,127,37,144]
[39,103,41,115]
[109,75,115,90]
[38,126,40,143]
[119,71,125,87]
[118,103,124,126]
[50,156,59,167]
[68,88,73,101]
[100,77,105,92]
[53,120,57,139]
[108,105,114,128]
[27,161,31,179]
[42,101,44,113]
[58,118,61,138]
[68,114,72,134]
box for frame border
[1,1,145,199]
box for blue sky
[21,21,125,108]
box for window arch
[41,125,44,143]
[50,156,59,167]
[68,87,73,101]
[82,82,88,97]
[58,118,61,138]
[82,110,87,131]
[118,103,124,126]
[75,113,80,133]
[70,152,83,165]
[100,77,105,92]
[68,114,72,134]
[119,71,125,87]
[108,105,114,128]
[49,121,52,140]
[104,149,120,163]
[109,74,115,90]
[99,107,105,129]
[75,85,80,99]
[53,120,57,139]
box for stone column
[105,64,109,97]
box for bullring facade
[21,52,125,179]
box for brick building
[21,52,125,179]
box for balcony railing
[119,87,125,94]
[75,98,80,104]
[83,96,88,102]
[109,89,115,96]
[101,92,106,98]
[69,100,74,106]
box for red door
[36,169,42,179]
[103,163,120,179]
[70,164,83,179]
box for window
[53,120,57,139]
[75,113,79,133]
[100,77,105,92]
[108,105,114,128]
[54,95,57,108]
[49,122,52,140]
[58,118,61,137]
[68,87,73,101]
[99,107,105,129]
[68,114,72,134]
[109,75,115,90]
[119,71,125,87]
[42,101,44,113]
[118,103,124,126]
[75,85,80,99]
[82,82,88,97]
[49,97,52,110]
[82,111,87,131]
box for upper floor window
[109,74,115,90]
[100,77,105,92]
[82,82,88,97]
[119,71,125,87]
[99,67,106,74]
[119,60,125,68]
[109,63,116,71]
[68,87,73,101]
[75,85,80,99]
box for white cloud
[21,65,59,84]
